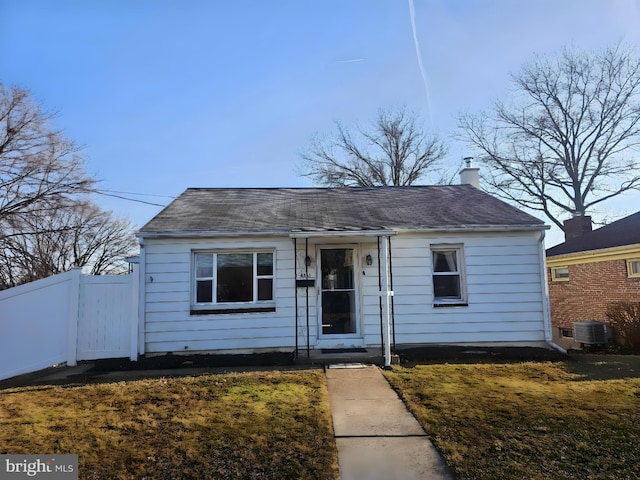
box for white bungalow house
[137,168,558,365]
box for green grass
[0,370,339,480]
[383,355,640,480]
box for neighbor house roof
[546,211,640,257]
[139,186,546,236]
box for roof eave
[546,242,640,265]
[393,224,548,234]
[289,229,397,238]
[138,224,547,239]
[137,229,291,239]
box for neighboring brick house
[546,212,640,349]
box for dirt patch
[91,351,296,372]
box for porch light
[365,254,373,266]
[304,255,312,267]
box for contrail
[408,0,434,126]
[337,58,365,63]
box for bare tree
[0,84,139,288]
[459,44,640,231]
[0,201,138,289]
[0,84,94,223]
[299,108,448,186]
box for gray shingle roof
[546,211,640,257]
[139,186,545,235]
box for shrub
[605,302,640,348]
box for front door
[319,247,359,339]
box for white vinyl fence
[0,268,138,381]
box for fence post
[66,268,82,367]
[130,264,139,361]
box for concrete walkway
[326,364,454,480]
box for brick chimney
[459,157,479,188]
[563,215,592,241]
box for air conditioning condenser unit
[573,320,608,345]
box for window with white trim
[193,251,274,308]
[627,259,640,278]
[551,266,569,281]
[431,245,466,305]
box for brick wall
[548,259,640,329]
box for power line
[91,190,169,207]
[98,189,177,199]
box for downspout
[539,230,567,354]
[294,238,298,360]
[305,237,310,359]
[377,236,384,357]
[389,235,396,352]
[380,235,393,368]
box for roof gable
[139,186,545,235]
[546,211,640,257]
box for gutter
[393,224,549,234]
[138,224,548,240]
[547,242,640,267]
[290,229,397,238]
[137,229,291,239]
[538,230,567,355]
[137,228,399,239]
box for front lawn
[383,355,640,480]
[0,370,339,480]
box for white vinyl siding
[143,238,297,353]
[142,230,548,354]
[382,232,546,346]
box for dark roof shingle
[139,186,545,234]
[546,211,640,257]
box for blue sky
[1,0,639,246]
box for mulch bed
[91,351,296,372]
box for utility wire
[83,188,174,207]
[98,189,176,199]
[93,191,167,207]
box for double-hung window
[193,251,274,311]
[431,245,466,305]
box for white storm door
[318,247,360,338]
